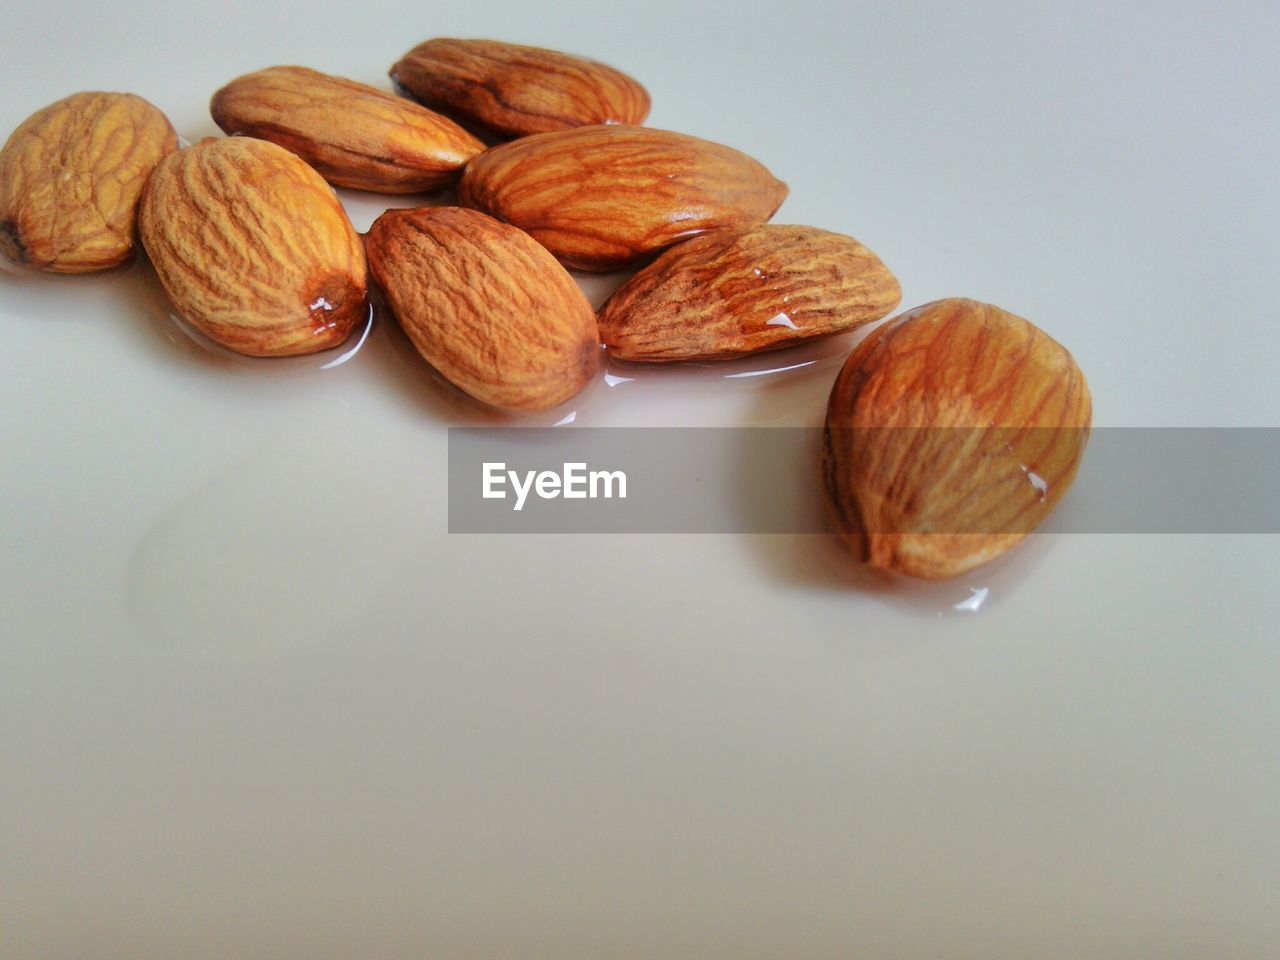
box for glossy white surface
[2,2,1278,957]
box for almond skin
[598,225,900,361]
[139,137,368,357]
[822,298,1092,579]
[365,206,600,411]
[210,66,484,194]
[458,125,788,271]
[0,92,177,272]
[390,37,649,140]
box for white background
[1,1,1277,957]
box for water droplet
[951,586,990,613]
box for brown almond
[365,206,600,411]
[0,92,177,273]
[139,137,368,357]
[822,298,1092,579]
[458,125,788,271]
[390,37,649,140]
[210,66,484,194]
[598,225,901,362]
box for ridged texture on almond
[458,125,788,271]
[0,92,177,272]
[365,206,600,411]
[822,298,1092,579]
[139,137,367,357]
[210,66,484,193]
[598,225,900,361]
[390,37,649,140]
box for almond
[822,298,1092,579]
[390,38,649,140]
[365,206,600,411]
[139,137,367,357]
[598,225,900,361]
[458,125,787,271]
[210,66,484,194]
[0,92,177,273]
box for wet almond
[366,206,600,411]
[459,125,788,271]
[139,137,367,357]
[598,225,900,361]
[390,38,649,140]
[210,66,484,193]
[0,91,177,272]
[823,298,1092,579]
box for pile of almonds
[0,38,1091,580]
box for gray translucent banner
[447,428,1280,534]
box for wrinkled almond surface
[0,92,177,273]
[390,37,649,140]
[598,225,900,361]
[210,66,484,193]
[823,298,1092,579]
[139,137,367,357]
[459,125,788,271]
[366,206,600,411]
